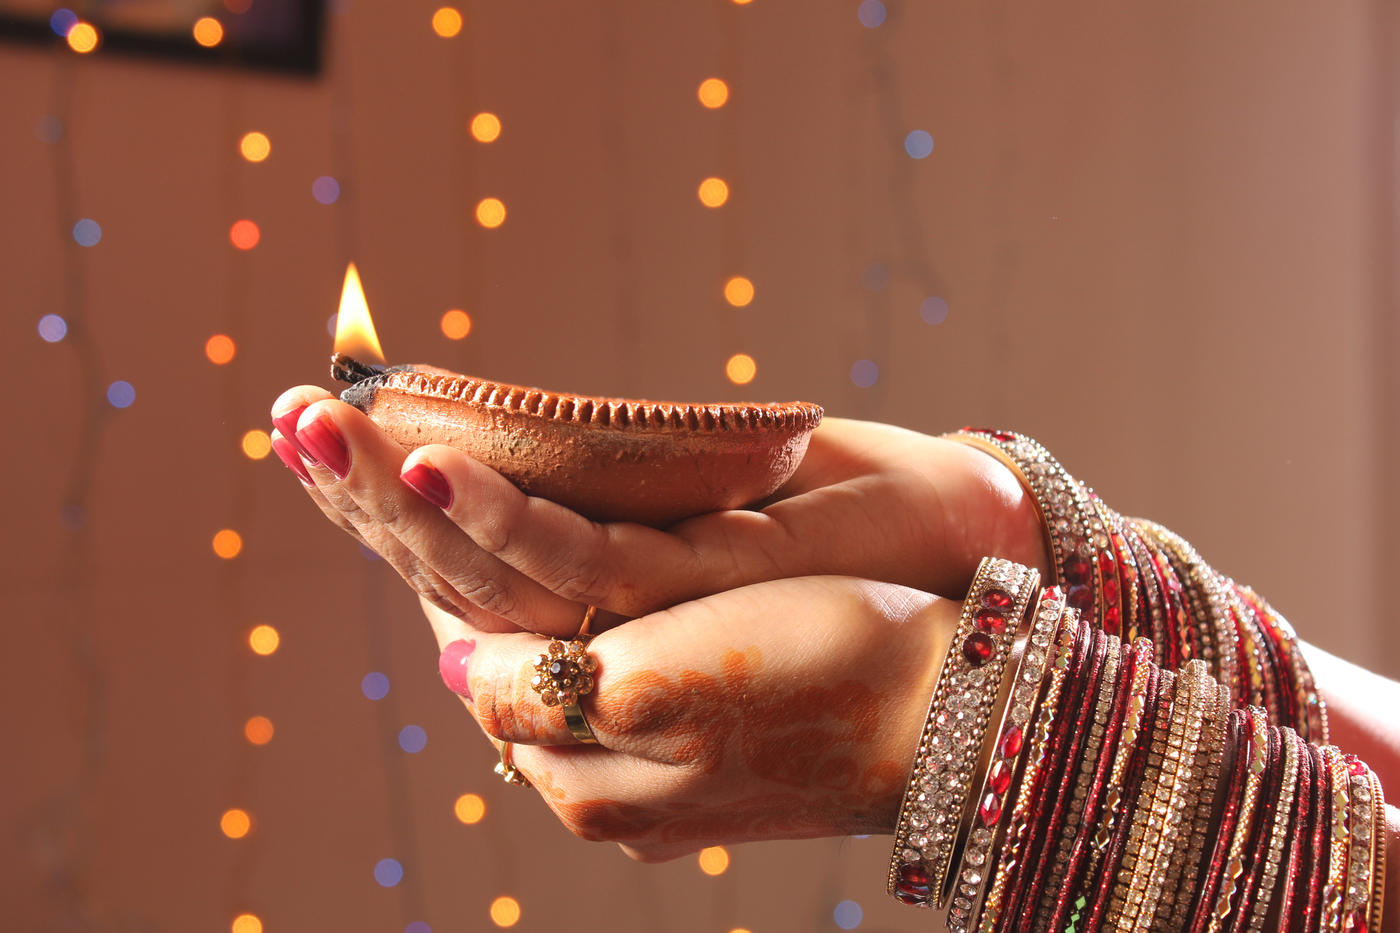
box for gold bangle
[1208,707,1269,933]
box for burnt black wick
[330,353,388,385]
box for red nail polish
[272,405,317,464]
[439,639,475,698]
[271,436,313,484]
[401,463,453,510]
[296,417,351,479]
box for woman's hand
[270,385,1048,635]
[425,575,957,861]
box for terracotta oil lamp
[329,265,822,527]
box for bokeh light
[698,846,730,875]
[723,276,754,307]
[398,725,428,753]
[476,198,506,228]
[729,929,753,933]
[857,0,886,28]
[431,7,462,37]
[698,78,729,109]
[60,504,86,530]
[231,914,262,933]
[725,353,757,386]
[470,112,501,142]
[229,219,260,250]
[220,808,251,839]
[850,359,879,388]
[38,314,68,343]
[904,129,934,159]
[698,177,730,208]
[489,896,521,928]
[35,115,63,143]
[732,0,753,5]
[312,175,341,204]
[106,381,136,409]
[454,793,486,824]
[441,309,472,339]
[241,429,272,460]
[239,131,271,163]
[833,899,864,929]
[362,671,390,700]
[66,22,99,53]
[405,924,431,933]
[50,9,77,36]
[193,16,225,47]
[212,529,244,559]
[72,218,101,247]
[244,716,274,745]
[920,295,949,325]
[375,858,404,887]
[205,333,237,364]
[862,262,889,291]
[248,624,280,656]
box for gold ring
[531,607,601,744]
[494,742,530,787]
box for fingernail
[438,639,476,698]
[296,417,350,479]
[272,405,317,464]
[271,436,313,484]
[401,462,453,510]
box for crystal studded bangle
[888,557,1040,908]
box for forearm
[1307,640,1400,798]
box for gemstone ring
[531,636,600,744]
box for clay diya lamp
[331,353,824,527]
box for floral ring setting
[532,638,600,744]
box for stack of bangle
[952,428,1327,743]
[888,557,1386,933]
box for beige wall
[1,1,1394,929]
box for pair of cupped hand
[270,385,1050,862]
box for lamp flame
[333,262,385,364]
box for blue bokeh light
[398,725,427,754]
[358,542,382,561]
[106,380,135,408]
[834,899,864,929]
[374,858,403,888]
[905,129,935,159]
[312,175,341,205]
[35,115,63,143]
[73,218,102,247]
[850,360,879,389]
[50,8,78,35]
[405,923,431,933]
[38,314,68,343]
[920,296,950,325]
[361,671,390,701]
[857,0,886,28]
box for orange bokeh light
[698,177,730,208]
[205,333,236,364]
[221,808,251,839]
[724,276,755,307]
[725,353,757,386]
[698,78,730,109]
[239,131,271,163]
[193,16,225,47]
[470,112,501,142]
[229,220,260,250]
[231,914,262,933]
[454,793,486,824]
[66,22,99,53]
[441,309,472,340]
[248,624,280,656]
[240,430,272,460]
[476,198,507,228]
[432,7,463,37]
[698,846,730,875]
[244,716,274,745]
[213,529,243,559]
[490,896,521,928]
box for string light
[725,353,757,385]
[475,198,507,228]
[240,429,272,460]
[431,7,463,38]
[205,334,237,364]
[489,896,521,928]
[454,793,486,824]
[698,846,730,875]
[248,624,280,656]
[231,914,262,933]
[244,716,274,745]
[697,177,730,208]
[66,22,99,53]
[220,808,252,839]
[723,276,754,307]
[239,132,271,163]
[229,220,260,250]
[192,17,225,48]
[470,113,501,143]
[212,529,244,559]
[440,309,472,339]
[698,78,730,109]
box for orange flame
[333,262,385,363]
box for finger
[270,427,368,546]
[271,385,336,464]
[294,400,589,636]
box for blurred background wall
[2,1,1395,930]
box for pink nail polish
[439,639,476,698]
[272,404,317,464]
[271,436,313,484]
[401,462,453,509]
[296,416,351,479]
